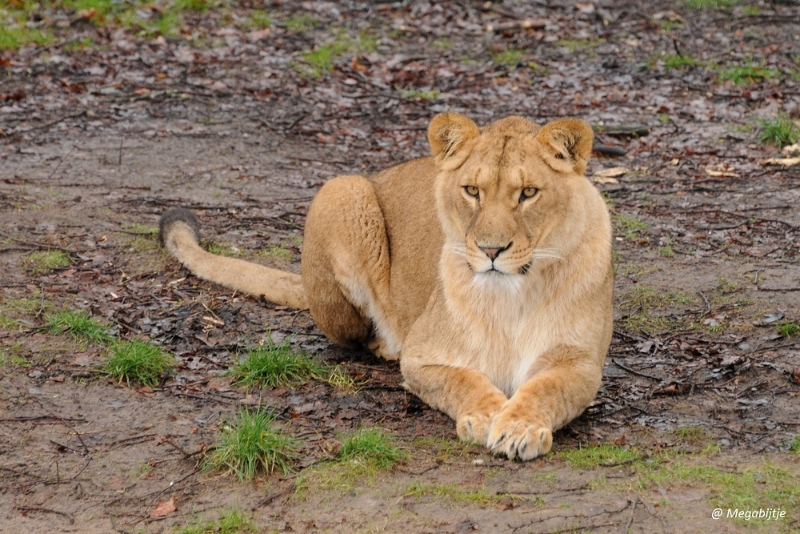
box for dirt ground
[2,0,800,533]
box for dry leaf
[151,497,177,517]
[782,143,800,157]
[594,166,629,178]
[705,164,739,177]
[762,156,800,167]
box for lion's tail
[158,208,308,309]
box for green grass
[615,213,649,239]
[174,0,214,13]
[777,320,800,338]
[431,37,452,51]
[207,242,241,257]
[338,427,405,470]
[285,13,318,32]
[174,509,257,534]
[491,48,524,69]
[558,443,800,522]
[663,53,704,70]
[403,482,505,505]
[25,250,69,274]
[45,309,112,343]
[0,296,48,330]
[719,63,778,85]
[758,114,800,148]
[203,408,299,480]
[560,443,642,469]
[298,43,343,77]
[105,339,175,387]
[790,436,800,454]
[260,243,292,260]
[0,22,53,50]
[230,340,327,388]
[247,9,272,29]
[683,0,742,8]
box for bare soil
[2,1,800,533]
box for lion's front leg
[487,347,603,461]
[401,361,507,444]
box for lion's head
[428,112,595,282]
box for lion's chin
[471,269,525,292]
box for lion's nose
[479,243,511,260]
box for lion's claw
[487,419,553,461]
[456,412,494,444]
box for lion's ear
[427,112,480,164]
[535,119,593,175]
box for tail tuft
[159,208,200,245]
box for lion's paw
[456,412,494,444]
[486,416,553,461]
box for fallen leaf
[705,163,739,177]
[594,166,629,178]
[781,143,800,157]
[496,496,516,511]
[791,369,800,386]
[762,156,800,167]
[151,497,177,517]
[247,28,271,43]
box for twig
[611,359,663,382]
[15,505,74,524]
[624,498,638,532]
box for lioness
[159,112,613,460]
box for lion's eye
[464,185,479,198]
[520,187,539,201]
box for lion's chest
[446,282,570,397]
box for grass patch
[45,309,112,343]
[560,443,643,469]
[105,339,175,387]
[25,250,69,274]
[789,436,800,454]
[338,427,405,470]
[719,63,778,85]
[777,320,800,338]
[403,482,504,505]
[207,242,241,257]
[559,443,800,521]
[175,0,214,13]
[298,43,343,77]
[615,213,649,239]
[285,13,318,32]
[432,37,452,51]
[0,296,48,330]
[758,114,800,148]
[0,23,53,51]
[231,340,326,388]
[247,9,272,29]
[174,508,257,534]
[491,48,524,69]
[683,0,741,8]
[619,286,697,311]
[663,53,704,70]
[619,286,696,334]
[203,408,299,480]
[260,243,292,260]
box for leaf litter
[1,0,800,532]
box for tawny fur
[159,113,613,460]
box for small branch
[611,358,663,382]
[16,505,74,524]
[486,19,548,33]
